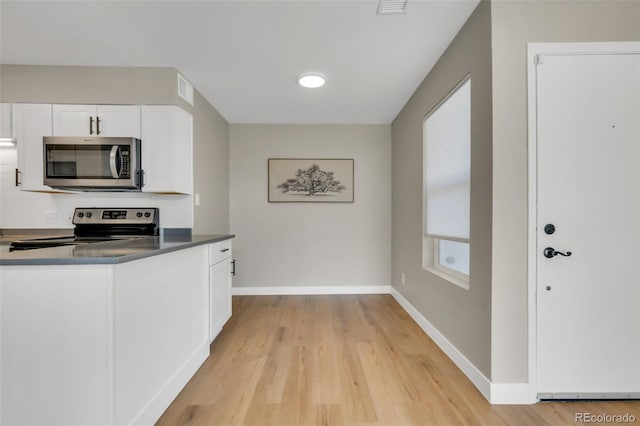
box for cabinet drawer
[209,240,232,265]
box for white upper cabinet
[53,105,141,138]
[1,103,12,138]
[13,103,54,192]
[96,105,141,138]
[141,105,193,194]
[10,103,190,194]
[52,104,94,136]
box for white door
[536,47,640,398]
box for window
[423,76,471,288]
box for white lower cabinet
[209,240,233,342]
[0,246,210,426]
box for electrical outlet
[195,193,201,206]
[44,211,57,224]
[401,272,406,285]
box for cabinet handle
[89,116,94,135]
[15,168,21,187]
[221,248,230,253]
[231,259,236,276]
[96,116,101,135]
[136,169,144,188]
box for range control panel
[72,208,158,225]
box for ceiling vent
[177,73,194,106]
[377,0,408,15]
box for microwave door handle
[109,145,120,178]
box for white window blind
[424,78,471,241]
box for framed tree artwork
[268,158,354,203]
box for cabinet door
[209,258,232,343]
[96,105,140,138]
[141,106,193,194]
[1,103,12,138]
[52,104,96,136]
[13,104,54,191]
[52,105,140,137]
[114,246,209,425]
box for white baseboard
[232,285,392,296]
[490,382,535,404]
[390,287,536,404]
[389,286,492,402]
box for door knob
[543,247,572,259]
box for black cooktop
[9,235,130,251]
[9,207,159,252]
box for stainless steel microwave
[43,137,143,191]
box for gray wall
[490,0,640,383]
[230,124,391,289]
[0,65,180,106]
[193,90,229,234]
[391,1,492,377]
[0,65,230,233]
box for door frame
[526,41,640,402]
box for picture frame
[268,158,354,203]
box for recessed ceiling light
[298,74,326,88]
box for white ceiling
[0,0,479,124]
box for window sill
[424,266,469,290]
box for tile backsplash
[0,148,193,229]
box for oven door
[43,137,142,190]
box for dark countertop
[0,234,234,266]
[0,229,73,243]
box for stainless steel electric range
[9,207,159,252]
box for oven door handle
[109,145,122,179]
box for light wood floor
[157,295,640,425]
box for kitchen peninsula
[0,232,234,426]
